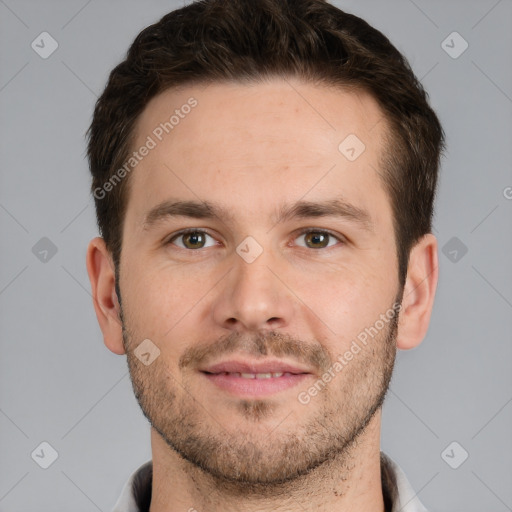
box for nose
[211,246,296,333]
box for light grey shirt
[112,451,428,512]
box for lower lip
[201,372,311,397]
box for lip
[199,359,313,398]
[200,359,312,375]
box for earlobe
[396,233,438,350]
[86,237,126,355]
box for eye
[167,229,218,250]
[294,229,343,249]
[165,228,344,251]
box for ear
[86,237,125,355]
[396,233,438,350]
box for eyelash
[165,228,345,250]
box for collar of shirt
[112,451,428,512]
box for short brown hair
[87,0,445,288]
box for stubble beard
[121,297,400,494]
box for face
[118,78,402,486]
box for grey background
[1,0,511,510]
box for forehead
[125,78,391,229]
[135,78,386,157]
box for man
[85,0,444,510]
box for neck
[148,412,385,512]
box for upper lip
[200,359,312,375]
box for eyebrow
[142,198,374,232]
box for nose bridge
[212,237,294,332]
[234,247,275,299]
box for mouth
[204,371,298,379]
[199,359,313,397]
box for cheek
[310,265,396,347]
[122,261,212,353]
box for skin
[86,78,438,512]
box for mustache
[178,331,333,374]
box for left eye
[294,229,342,249]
